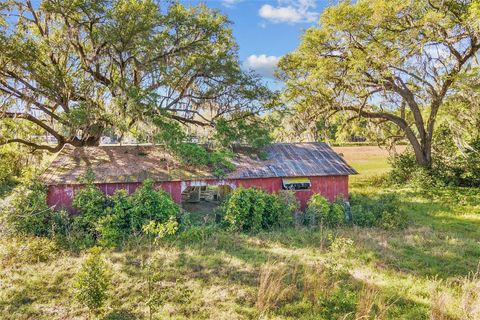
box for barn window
[282,178,311,190]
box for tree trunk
[82,135,102,146]
[410,136,432,167]
[70,135,102,147]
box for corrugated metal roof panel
[43,142,357,185]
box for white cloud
[259,0,319,24]
[243,54,281,78]
[221,0,242,8]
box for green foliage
[67,176,180,249]
[6,181,53,237]
[277,190,301,225]
[262,192,294,230]
[220,187,293,233]
[72,175,107,229]
[350,193,408,230]
[214,116,272,149]
[389,151,418,185]
[221,187,263,233]
[278,0,480,166]
[390,131,480,188]
[431,125,480,187]
[143,216,179,244]
[49,210,73,240]
[306,194,345,228]
[130,179,179,232]
[96,190,132,248]
[151,118,237,177]
[209,149,236,177]
[169,144,236,177]
[330,196,346,226]
[73,247,111,314]
[0,146,23,195]
[172,143,210,166]
[1,0,272,152]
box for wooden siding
[47,176,349,213]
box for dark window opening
[282,178,311,190]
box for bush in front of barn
[304,193,408,230]
[2,173,181,249]
[4,181,54,237]
[73,178,180,248]
[305,194,346,228]
[349,193,408,230]
[219,187,295,233]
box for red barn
[43,142,357,212]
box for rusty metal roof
[43,142,357,185]
[229,142,357,179]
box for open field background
[333,145,407,177]
[1,146,479,320]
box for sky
[182,0,332,86]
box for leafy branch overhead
[0,0,274,152]
[278,0,480,167]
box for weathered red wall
[47,176,349,213]
[294,176,349,209]
[229,176,348,209]
[47,181,182,212]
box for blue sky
[183,0,331,84]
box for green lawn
[1,149,480,319]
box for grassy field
[1,146,480,319]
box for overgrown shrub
[49,210,73,239]
[277,190,301,226]
[0,147,24,196]
[330,196,347,225]
[305,194,345,228]
[73,247,111,314]
[96,190,132,247]
[129,179,179,232]
[6,181,53,236]
[221,187,264,233]
[305,194,329,227]
[350,193,408,230]
[389,151,418,185]
[263,192,293,230]
[73,184,107,223]
[389,132,480,188]
[221,187,293,233]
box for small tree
[73,247,111,315]
[142,217,179,320]
[305,194,330,227]
[277,190,301,226]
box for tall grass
[256,262,297,316]
[430,264,480,320]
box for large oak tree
[0,0,271,152]
[278,0,480,166]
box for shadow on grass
[348,194,480,279]
[103,309,137,320]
